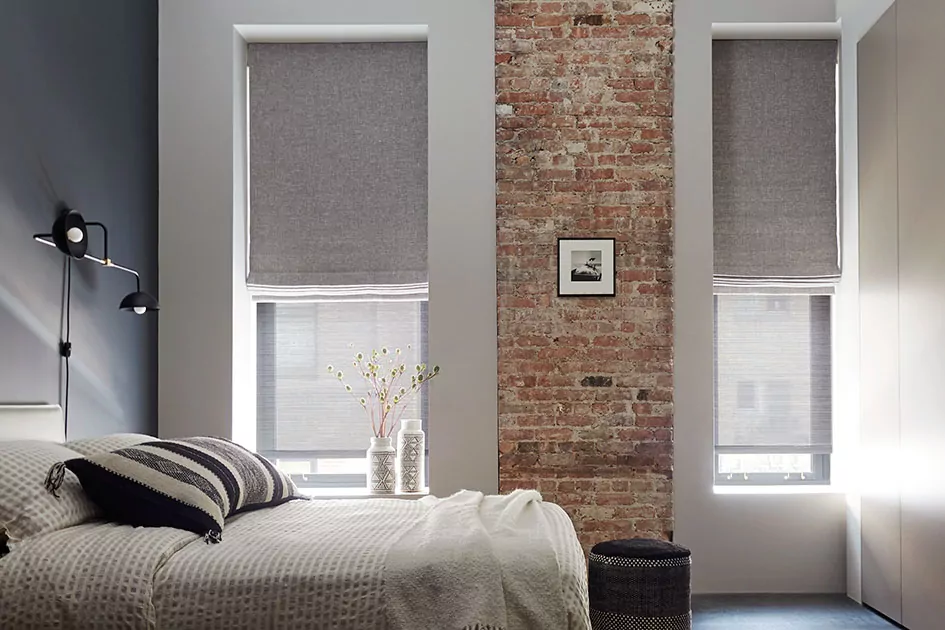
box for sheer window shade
[247,42,428,288]
[256,301,428,454]
[714,295,832,455]
[712,40,839,286]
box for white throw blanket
[383,490,569,630]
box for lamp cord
[62,257,72,439]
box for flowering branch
[328,346,440,438]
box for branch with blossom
[328,345,440,438]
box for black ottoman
[588,538,692,630]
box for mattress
[0,492,590,630]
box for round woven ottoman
[588,538,692,630]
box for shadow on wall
[0,0,158,438]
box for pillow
[65,433,154,457]
[61,437,303,542]
[0,441,99,543]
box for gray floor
[693,594,901,630]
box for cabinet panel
[897,0,945,627]
[858,5,902,623]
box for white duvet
[0,490,590,630]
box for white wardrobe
[859,1,945,629]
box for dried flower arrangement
[328,346,439,438]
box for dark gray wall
[0,0,158,438]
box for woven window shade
[714,295,832,454]
[247,42,428,288]
[256,301,427,453]
[712,40,839,285]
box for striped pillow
[60,437,302,542]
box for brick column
[496,0,675,548]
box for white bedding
[0,491,590,630]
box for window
[246,41,429,491]
[712,39,838,485]
[714,295,831,485]
[256,300,428,490]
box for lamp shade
[51,210,88,259]
[119,291,160,315]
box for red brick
[497,14,533,27]
[534,14,571,27]
[614,13,652,26]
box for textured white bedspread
[0,492,590,630]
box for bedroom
[0,0,940,628]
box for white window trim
[714,484,844,496]
[712,294,834,487]
[710,22,845,493]
[250,294,431,495]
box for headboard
[0,404,65,442]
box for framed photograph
[557,237,616,297]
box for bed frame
[0,404,65,442]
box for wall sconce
[33,209,159,314]
[32,208,158,437]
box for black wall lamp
[33,208,158,437]
[34,208,159,314]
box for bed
[0,405,591,630]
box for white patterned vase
[396,419,425,493]
[367,436,396,495]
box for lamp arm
[33,226,143,292]
[85,222,109,263]
[105,260,141,292]
[80,250,141,291]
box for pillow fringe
[44,462,66,499]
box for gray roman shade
[713,40,839,286]
[248,42,428,288]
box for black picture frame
[557,237,616,297]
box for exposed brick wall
[495,0,675,549]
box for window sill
[712,484,844,494]
[713,484,842,496]
[299,487,430,500]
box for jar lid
[400,419,422,432]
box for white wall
[158,0,498,495]
[673,0,847,594]
[836,0,898,603]
[712,0,837,23]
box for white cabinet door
[858,4,903,624]
[897,0,945,627]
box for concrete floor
[692,594,901,630]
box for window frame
[714,452,831,486]
[252,295,430,491]
[712,294,833,486]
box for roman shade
[714,294,832,455]
[247,42,428,289]
[712,40,839,286]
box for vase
[367,436,396,494]
[396,419,425,493]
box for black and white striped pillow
[60,437,303,542]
